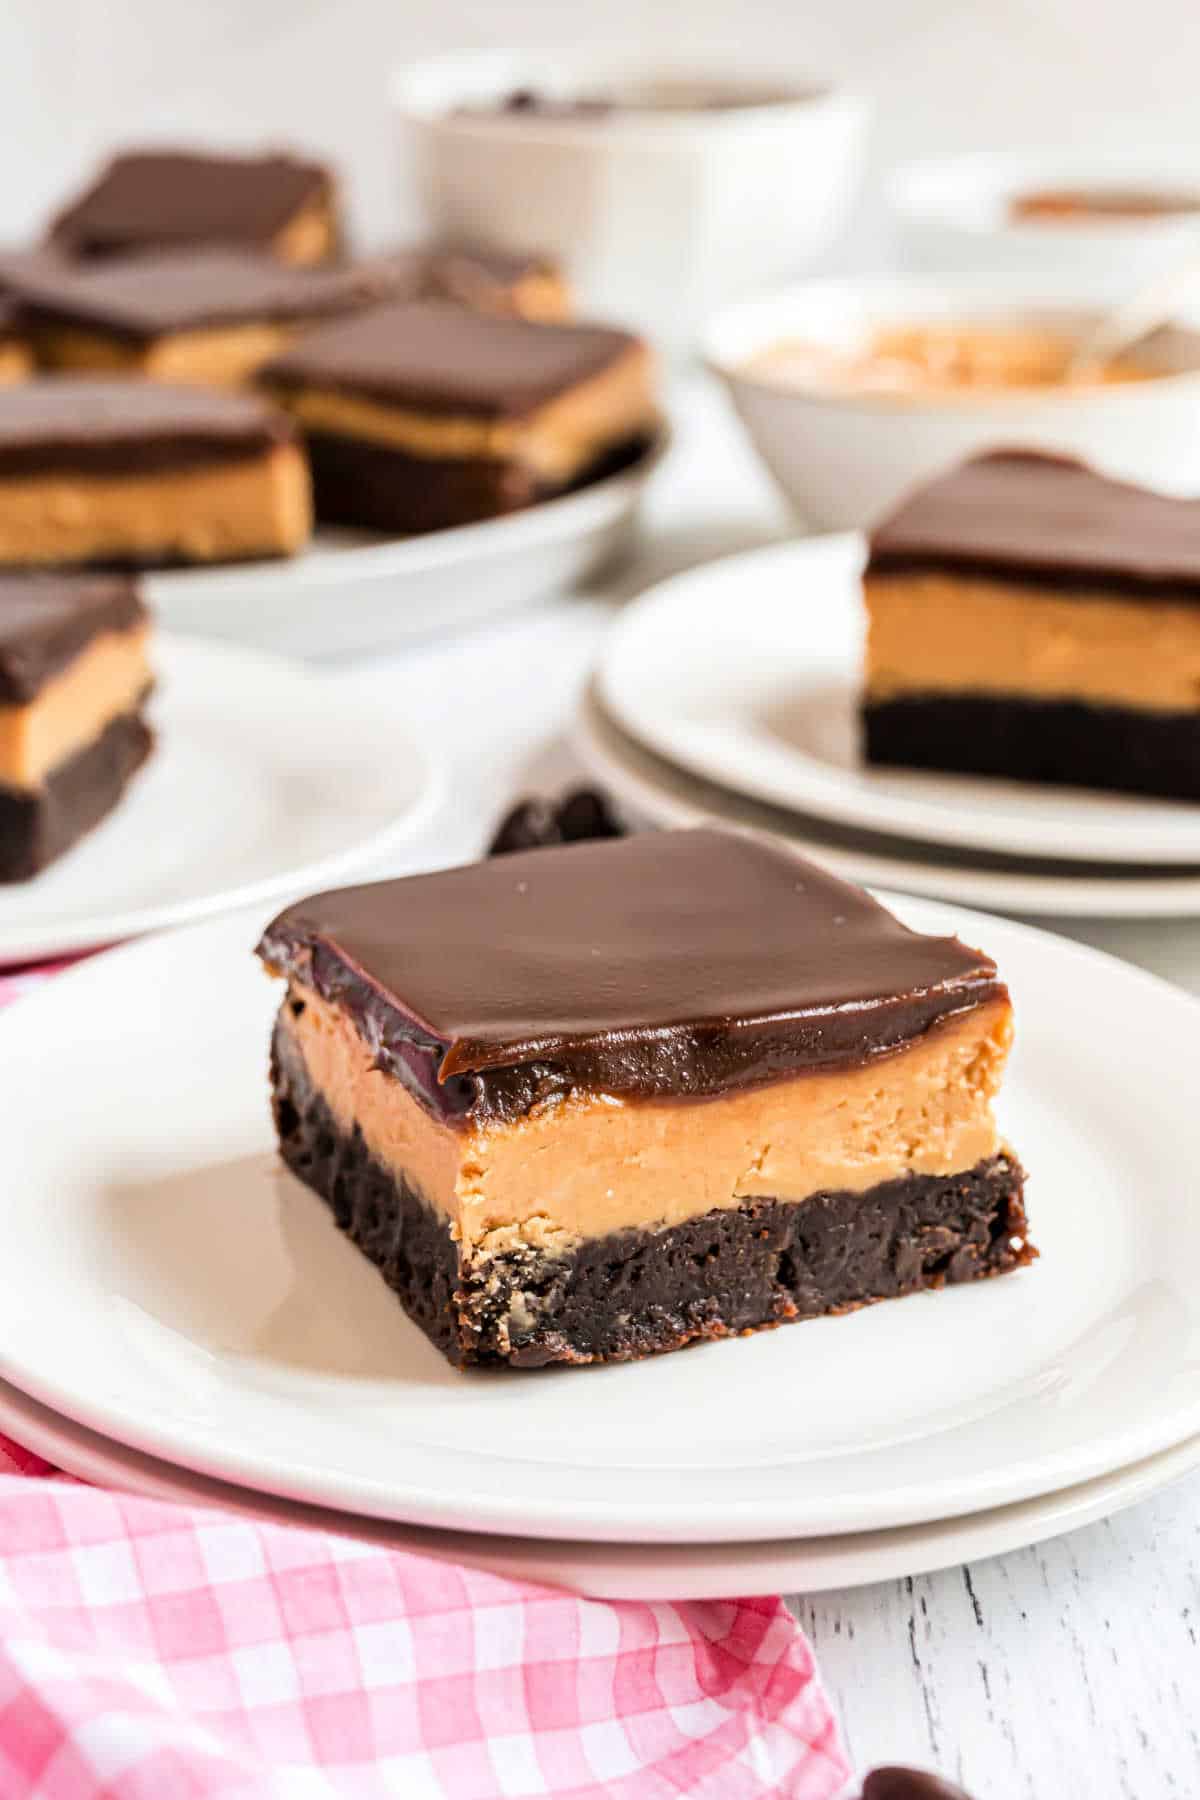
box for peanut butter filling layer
[0,621,151,789]
[271,197,337,266]
[33,322,302,386]
[504,272,571,323]
[266,341,657,484]
[748,325,1151,395]
[865,572,1200,714]
[0,340,31,383]
[279,983,1011,1258]
[0,443,311,565]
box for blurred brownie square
[259,299,656,532]
[424,245,569,321]
[0,378,311,567]
[48,147,340,265]
[862,451,1200,800]
[0,573,152,879]
[9,247,409,385]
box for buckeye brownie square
[863,450,1200,800]
[258,299,657,532]
[257,829,1032,1369]
[0,572,153,879]
[48,147,340,266]
[9,247,411,386]
[0,378,311,567]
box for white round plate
[598,535,1200,868]
[1,903,1198,1544]
[3,1374,1198,1602]
[0,638,438,963]
[145,437,666,660]
[575,684,1200,919]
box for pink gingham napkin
[0,960,849,1799]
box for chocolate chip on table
[555,787,624,843]
[487,787,626,857]
[862,1767,976,1800]
[487,798,560,856]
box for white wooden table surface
[358,379,1200,1799]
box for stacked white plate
[579,534,1200,920]
[2,878,1200,1597]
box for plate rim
[574,681,1200,919]
[596,531,1200,868]
[1,1372,1197,1600]
[2,900,1200,1543]
[0,635,443,964]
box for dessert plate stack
[579,535,1200,919]
[0,897,1198,1597]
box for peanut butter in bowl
[1010,187,1200,224]
[743,322,1156,397]
[704,272,1200,529]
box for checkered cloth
[0,960,850,1799]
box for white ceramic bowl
[703,271,1200,531]
[889,150,1200,279]
[391,49,867,353]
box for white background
[4,0,1200,245]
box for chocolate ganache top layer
[0,573,145,702]
[9,247,411,341]
[869,450,1200,597]
[259,300,639,419]
[0,378,295,476]
[258,830,1003,1123]
[49,150,330,257]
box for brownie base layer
[303,431,652,535]
[270,1018,1034,1370]
[863,693,1200,801]
[0,706,153,880]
